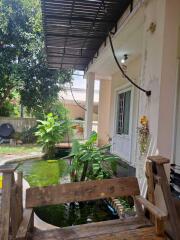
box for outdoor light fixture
[121,54,128,64]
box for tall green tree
[0,0,72,116]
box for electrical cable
[102,1,151,97]
[108,34,151,96]
[59,96,70,144]
[69,82,87,111]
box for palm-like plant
[68,133,119,182]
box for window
[116,90,131,135]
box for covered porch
[1,0,180,239]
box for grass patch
[0,144,42,154]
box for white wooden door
[112,87,133,162]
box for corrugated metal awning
[41,0,133,70]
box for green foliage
[0,0,36,108]
[67,133,119,182]
[20,60,72,118]
[35,113,67,158]
[118,197,135,213]
[0,91,20,116]
[50,102,72,134]
[0,100,18,116]
[0,0,72,115]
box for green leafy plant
[50,102,73,139]
[35,113,65,158]
[67,132,119,182]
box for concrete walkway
[0,152,44,166]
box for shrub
[35,113,66,158]
[0,100,20,117]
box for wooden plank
[133,196,144,217]
[155,219,165,237]
[146,161,155,223]
[47,217,152,240]
[16,172,23,223]
[0,172,13,240]
[147,156,169,165]
[146,161,155,204]
[26,177,140,208]
[135,196,167,220]
[0,164,19,173]
[11,174,23,239]
[16,209,34,240]
[174,198,180,221]
[156,164,180,240]
[11,184,20,239]
[33,226,165,240]
[32,217,149,239]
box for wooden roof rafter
[41,0,133,70]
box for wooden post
[146,161,155,223]
[156,164,180,240]
[0,164,19,240]
[11,172,23,239]
[0,172,13,240]
[146,161,155,204]
[133,197,144,217]
[148,156,180,240]
[155,218,165,237]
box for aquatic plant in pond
[68,132,119,182]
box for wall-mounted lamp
[121,54,128,64]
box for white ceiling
[87,7,145,80]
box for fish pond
[17,158,118,227]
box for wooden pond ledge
[147,156,170,165]
[0,163,19,173]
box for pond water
[17,158,118,227]
[18,158,69,187]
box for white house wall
[136,0,167,180]
[87,0,180,174]
[157,0,180,159]
[136,0,180,179]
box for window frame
[114,86,133,138]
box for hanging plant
[138,115,150,155]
